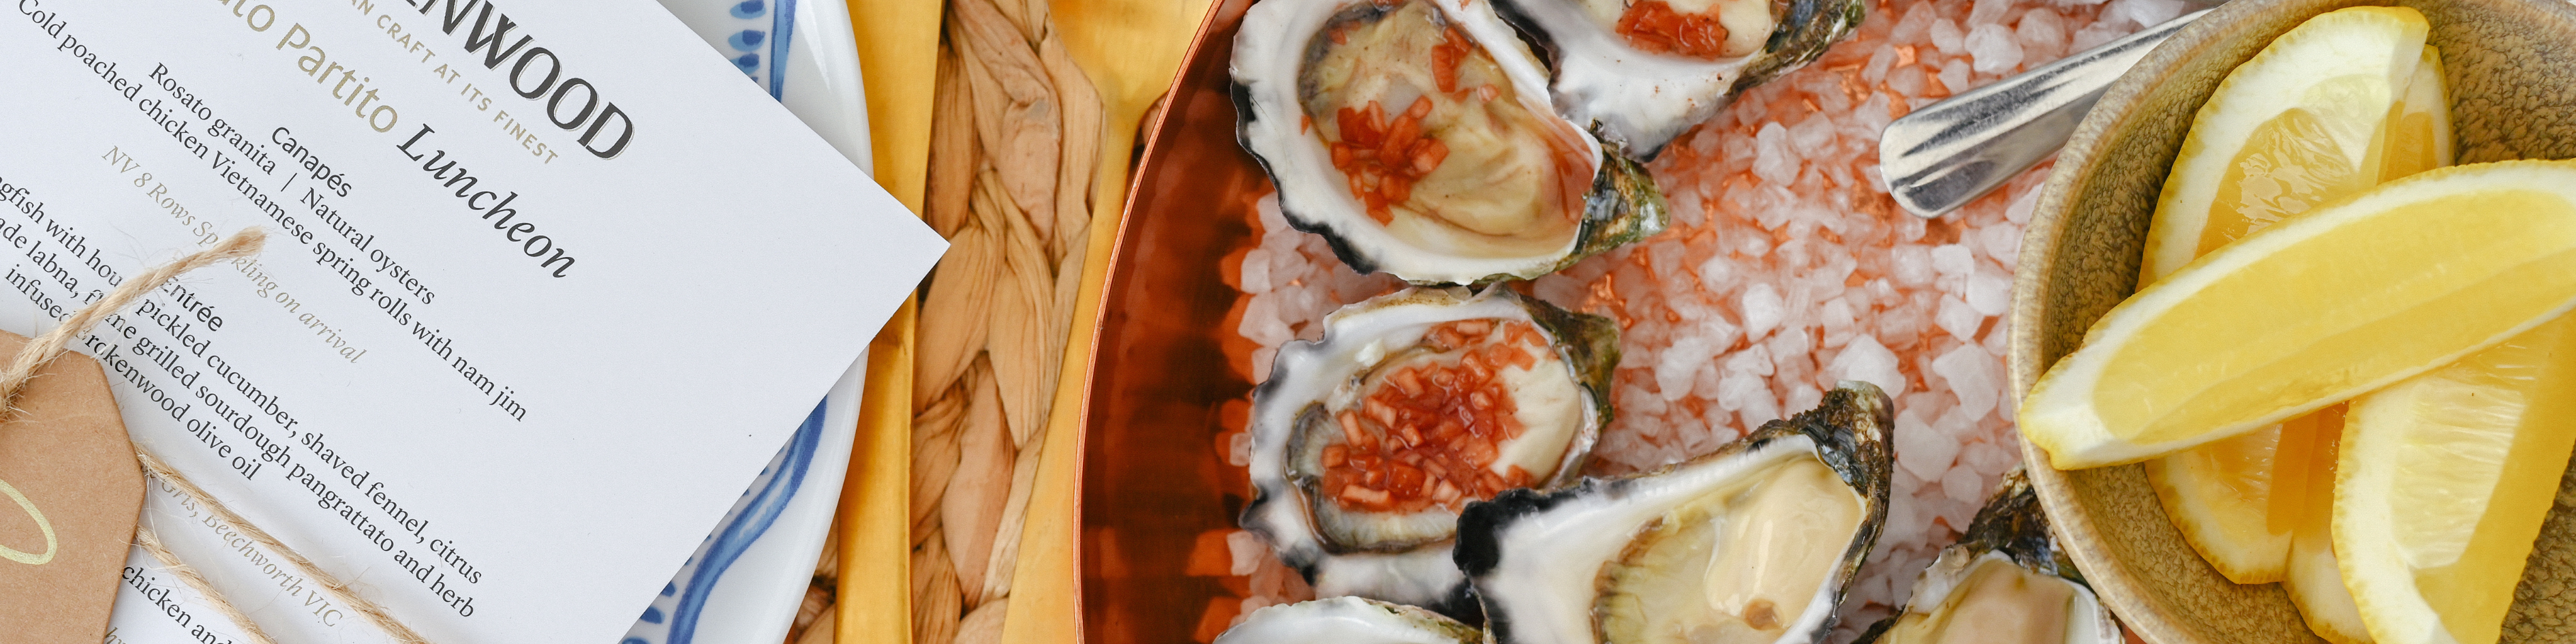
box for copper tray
[1078,0,1272,641]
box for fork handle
[1878,9,2211,218]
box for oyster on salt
[1233,0,1667,286]
[1216,596,1484,644]
[1854,469,2119,644]
[1456,382,1893,644]
[1244,286,1619,616]
[1495,0,1867,158]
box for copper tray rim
[1071,0,1246,640]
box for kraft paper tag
[0,329,144,642]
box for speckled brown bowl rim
[2004,0,2576,641]
[2006,5,2229,635]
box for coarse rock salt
[1658,333,1730,400]
[1740,283,1788,339]
[1830,335,1907,397]
[1941,464,1986,504]
[2018,9,2070,63]
[1240,296,1291,348]
[1982,316,2014,361]
[1932,343,2001,420]
[1820,298,1860,348]
[2108,0,2190,29]
[1979,222,2026,267]
[1250,347,1277,385]
[1965,23,2025,74]
[1753,122,1801,186]
[1937,57,1974,93]
[1929,17,1966,50]
[1894,408,1957,480]
[1892,2,1937,41]
[1791,114,1841,152]
[1723,342,1776,377]
[1929,243,1976,277]
[1226,530,1266,576]
[1969,0,2016,29]
[1228,430,1255,467]
[1967,271,2014,318]
[1933,294,1981,343]
[1241,249,1274,295]
[1964,435,2023,474]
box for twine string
[135,525,281,644]
[0,230,262,406]
[134,448,433,644]
[0,228,433,644]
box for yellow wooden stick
[998,0,1219,641]
[838,0,943,640]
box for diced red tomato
[1322,23,1495,224]
[1315,319,1557,514]
[1615,0,1731,60]
[1430,27,1471,93]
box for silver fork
[1877,9,2209,217]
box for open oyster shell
[1244,286,1619,617]
[1457,382,1894,644]
[1233,0,1668,286]
[1497,0,1867,158]
[1215,596,1484,644]
[1854,470,2120,644]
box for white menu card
[1,0,944,641]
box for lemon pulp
[2145,424,2294,581]
[2378,46,2452,184]
[2200,108,2374,251]
[2337,314,2576,644]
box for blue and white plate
[625,1,876,643]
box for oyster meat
[1856,470,2119,644]
[1234,0,1667,285]
[1457,382,1894,644]
[1215,596,1484,644]
[1497,0,1867,158]
[1244,286,1619,615]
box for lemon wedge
[2138,6,2427,283]
[2290,528,2377,644]
[2378,45,2454,184]
[2274,403,2373,644]
[2140,24,2454,587]
[2145,425,2297,582]
[2335,313,2576,644]
[2021,160,2576,468]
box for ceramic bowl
[2006,0,2576,641]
